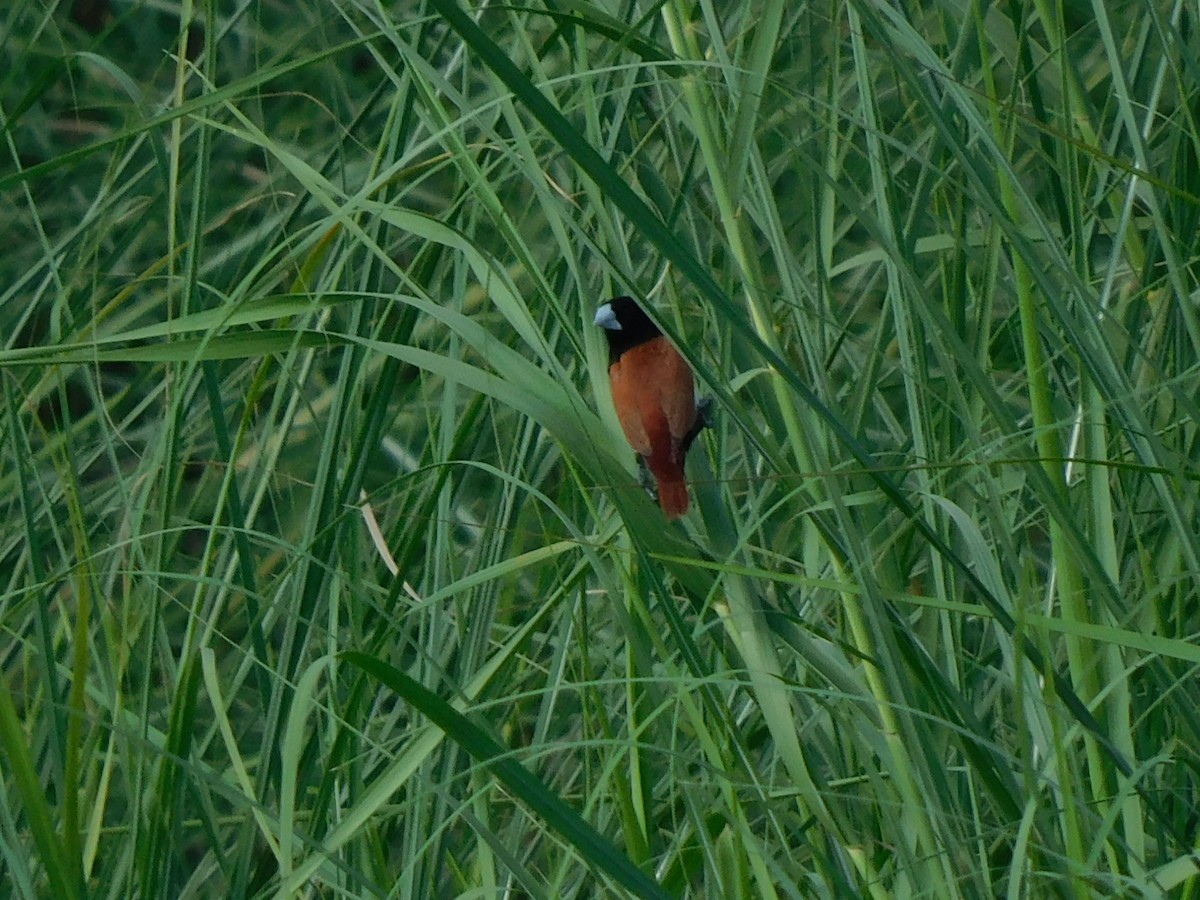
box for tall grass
[2,0,1198,896]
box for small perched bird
[594,296,708,519]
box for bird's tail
[657,476,689,519]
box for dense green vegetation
[2,0,1199,896]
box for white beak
[593,304,621,330]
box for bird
[594,296,708,519]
